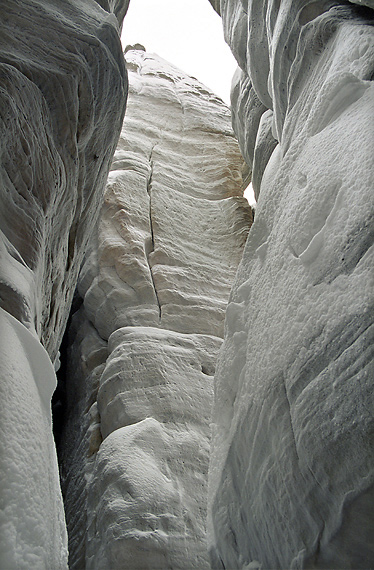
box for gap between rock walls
[2,1,373,569]
[52,42,253,569]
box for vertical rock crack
[146,146,162,321]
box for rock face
[0,1,128,567]
[59,48,252,569]
[0,308,67,569]
[209,2,374,569]
[0,0,128,359]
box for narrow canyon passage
[0,1,373,569]
[56,47,252,569]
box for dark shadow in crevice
[52,291,83,450]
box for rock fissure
[56,47,252,569]
[146,152,162,321]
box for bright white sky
[120,0,237,104]
[120,0,256,204]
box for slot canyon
[0,1,373,569]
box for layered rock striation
[209,1,374,569]
[59,48,252,569]
[0,1,128,567]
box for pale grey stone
[60,49,252,569]
[209,2,374,569]
[0,1,128,566]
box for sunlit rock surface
[0,1,128,567]
[59,48,252,569]
[209,2,374,569]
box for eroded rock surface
[209,2,374,569]
[0,1,128,567]
[0,0,128,359]
[59,49,252,569]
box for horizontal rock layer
[60,49,252,568]
[209,2,374,569]
[79,49,251,340]
[60,314,222,569]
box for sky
[120,0,256,204]
[121,0,236,104]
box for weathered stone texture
[0,0,128,359]
[209,2,374,569]
[0,2,128,567]
[59,49,252,569]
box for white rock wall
[0,0,128,359]
[0,1,128,566]
[60,48,252,569]
[0,308,68,569]
[209,1,374,569]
